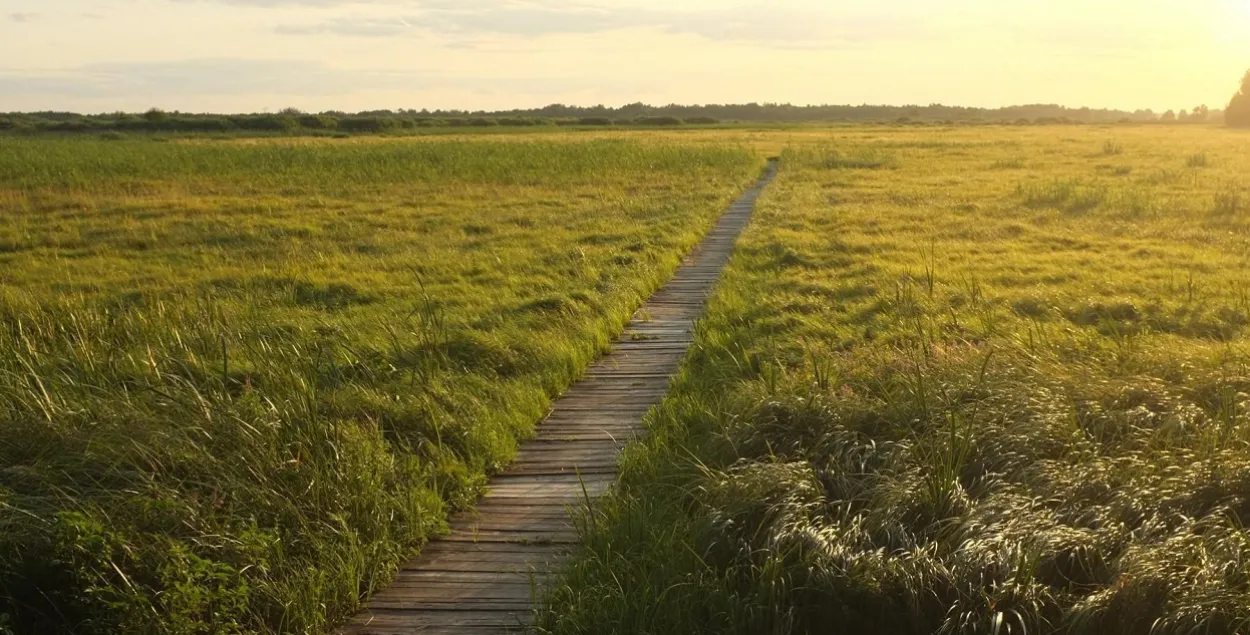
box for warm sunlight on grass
[543,123,1250,635]
[0,135,762,634]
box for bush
[41,120,98,133]
[684,116,720,125]
[336,117,398,133]
[634,116,683,127]
[576,117,614,126]
[496,117,549,127]
[1226,70,1250,128]
[467,118,498,127]
[173,117,233,133]
[297,115,337,130]
[230,114,298,132]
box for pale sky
[1,0,1248,114]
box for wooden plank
[349,610,533,626]
[345,611,534,634]
[482,484,609,499]
[399,562,563,574]
[470,495,584,506]
[437,532,577,544]
[373,582,538,598]
[450,514,575,528]
[366,601,534,612]
[512,450,628,462]
[416,540,572,554]
[527,435,639,445]
[449,519,575,533]
[400,558,568,574]
[453,505,575,517]
[464,503,577,515]
[510,440,629,451]
[413,539,572,555]
[348,626,530,635]
[392,570,552,583]
[529,428,641,438]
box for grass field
[0,136,762,634]
[541,125,1250,634]
[7,124,1250,635]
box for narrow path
[343,160,777,635]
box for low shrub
[634,116,683,126]
[297,115,338,130]
[336,117,398,133]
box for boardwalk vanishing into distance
[344,160,778,634]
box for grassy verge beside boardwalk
[0,136,762,634]
[542,126,1250,634]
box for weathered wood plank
[364,601,534,612]
[392,570,552,583]
[349,610,533,626]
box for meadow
[541,125,1250,634]
[6,123,1250,635]
[0,136,763,633]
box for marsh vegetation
[0,136,761,634]
[542,125,1250,635]
[5,123,1250,634]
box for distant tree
[1161,109,1177,122]
[1178,109,1190,122]
[1226,70,1250,127]
[143,107,167,122]
[1191,105,1210,122]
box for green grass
[542,125,1250,634]
[0,135,763,634]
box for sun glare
[1228,0,1250,35]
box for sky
[1,0,1248,114]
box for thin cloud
[275,18,415,37]
[1026,18,1204,52]
[9,12,36,22]
[0,60,374,99]
[173,0,368,6]
[0,58,660,100]
[273,4,929,49]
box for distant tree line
[0,102,1229,137]
[0,109,727,135]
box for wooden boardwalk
[343,161,777,634]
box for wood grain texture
[343,162,777,634]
